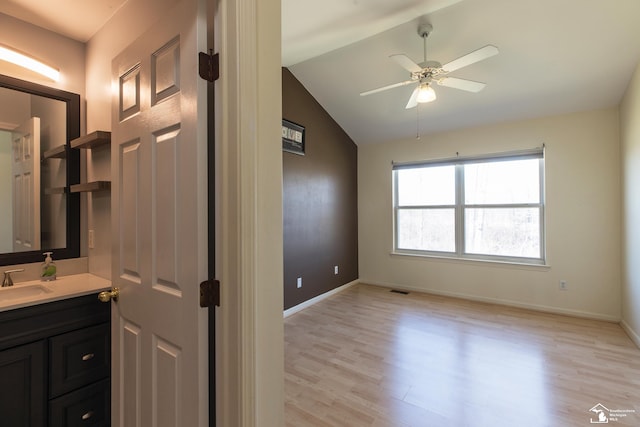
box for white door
[11,117,41,252]
[110,1,209,425]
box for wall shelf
[69,181,111,193]
[44,187,67,195]
[70,131,111,150]
[69,131,112,194]
[42,146,66,160]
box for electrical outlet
[88,230,95,249]
[297,277,302,289]
[559,280,568,291]
[334,265,339,275]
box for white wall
[621,62,640,346]
[359,108,622,321]
[0,13,85,104]
[0,87,30,127]
[32,95,67,249]
[84,0,179,279]
[0,14,88,277]
[85,0,180,132]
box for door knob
[98,288,120,303]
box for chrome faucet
[2,269,25,287]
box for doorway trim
[214,0,284,425]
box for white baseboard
[360,279,621,323]
[621,319,640,349]
[284,279,359,318]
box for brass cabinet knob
[98,288,119,303]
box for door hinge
[199,279,220,307]
[199,50,219,82]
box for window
[393,149,545,264]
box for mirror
[0,74,80,266]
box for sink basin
[0,284,53,301]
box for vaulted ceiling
[285,0,640,145]
[3,0,640,146]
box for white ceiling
[3,0,640,146]
[282,0,464,66]
[0,0,127,42]
[286,0,640,145]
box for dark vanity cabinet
[0,295,110,426]
[0,340,46,425]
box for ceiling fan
[360,24,499,109]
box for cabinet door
[0,340,46,426]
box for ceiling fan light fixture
[0,44,60,81]
[416,83,436,103]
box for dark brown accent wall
[282,68,358,310]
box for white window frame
[393,148,546,265]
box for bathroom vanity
[0,274,111,426]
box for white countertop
[0,273,112,312]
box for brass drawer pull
[82,411,94,420]
[82,353,95,361]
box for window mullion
[393,170,399,251]
[455,164,464,256]
[538,158,546,261]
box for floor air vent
[390,289,409,295]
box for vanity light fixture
[0,44,60,82]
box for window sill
[390,251,551,270]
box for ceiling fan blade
[437,77,487,92]
[360,79,415,97]
[405,86,420,109]
[441,45,499,72]
[390,54,422,73]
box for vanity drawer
[49,379,110,427]
[49,323,110,398]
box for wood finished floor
[284,284,640,427]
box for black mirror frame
[0,74,80,266]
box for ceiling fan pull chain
[416,104,421,140]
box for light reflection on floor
[285,284,640,426]
[391,312,549,425]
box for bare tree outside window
[394,152,545,264]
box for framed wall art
[282,119,305,155]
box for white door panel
[111,1,208,425]
[11,117,41,252]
